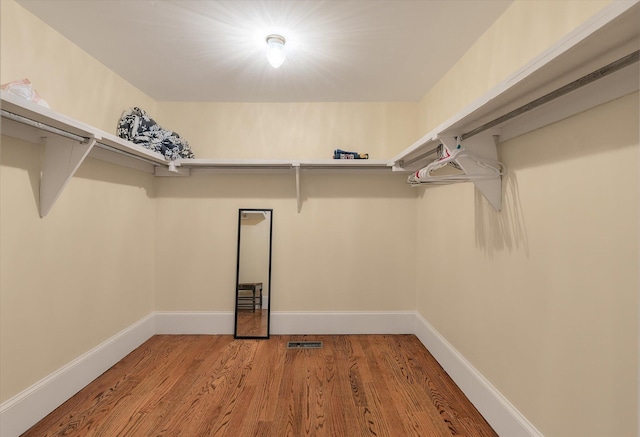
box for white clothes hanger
[407,140,505,185]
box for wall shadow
[474,171,529,258]
[473,91,639,257]
[1,136,43,213]
[1,135,156,216]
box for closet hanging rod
[461,50,640,141]
[93,141,166,167]
[183,164,292,170]
[2,108,166,167]
[1,109,89,143]
[399,146,440,168]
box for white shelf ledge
[1,90,168,168]
[1,90,171,216]
[156,158,396,176]
[1,91,400,215]
[154,158,400,213]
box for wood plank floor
[21,335,497,436]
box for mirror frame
[234,208,273,339]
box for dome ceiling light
[265,34,286,68]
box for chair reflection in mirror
[237,282,262,311]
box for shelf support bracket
[40,134,96,217]
[438,135,458,153]
[294,164,301,213]
[457,131,502,211]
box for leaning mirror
[234,209,273,339]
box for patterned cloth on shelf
[117,107,194,160]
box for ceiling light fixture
[265,34,286,68]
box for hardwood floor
[21,335,497,436]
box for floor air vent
[287,341,323,349]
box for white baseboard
[412,313,543,437]
[153,310,416,336]
[154,311,235,335]
[0,313,155,437]
[1,311,541,437]
[271,311,415,334]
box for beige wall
[0,0,157,402]
[414,0,637,435]
[153,100,420,314]
[156,101,418,160]
[155,173,417,312]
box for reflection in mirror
[234,209,272,339]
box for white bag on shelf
[0,78,50,108]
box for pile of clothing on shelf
[117,107,194,160]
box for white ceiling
[17,0,513,102]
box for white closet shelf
[391,1,639,173]
[1,90,168,168]
[155,158,402,214]
[0,91,401,216]
[1,89,172,216]
[387,1,639,211]
[157,158,397,176]
[0,92,397,176]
